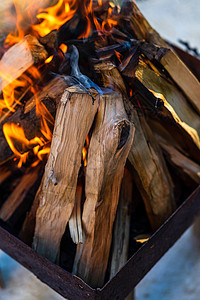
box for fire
[114,50,123,63]
[82,136,89,167]
[32,0,78,37]
[45,55,54,64]
[59,44,68,53]
[3,123,44,168]
[1,0,119,167]
[31,0,118,39]
[0,66,41,116]
[1,63,53,167]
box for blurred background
[0,0,200,299]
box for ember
[0,0,200,295]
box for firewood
[110,168,132,278]
[94,60,127,96]
[0,165,12,185]
[120,1,200,115]
[135,58,200,164]
[73,92,134,288]
[123,98,175,230]
[19,178,44,246]
[160,50,200,115]
[68,185,84,244]
[32,86,99,262]
[0,163,43,222]
[0,35,48,92]
[120,2,169,48]
[160,142,200,186]
[0,76,68,165]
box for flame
[93,4,118,38]
[59,44,68,53]
[114,50,122,63]
[2,65,53,167]
[31,0,117,40]
[45,55,54,64]
[82,136,89,167]
[32,0,78,37]
[1,0,119,168]
[3,123,43,168]
[0,66,41,116]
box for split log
[32,86,99,262]
[0,165,12,185]
[73,92,134,288]
[110,168,132,278]
[19,178,44,246]
[0,163,43,222]
[160,50,200,115]
[120,1,200,115]
[124,99,175,230]
[94,60,127,96]
[160,142,200,186]
[135,58,200,164]
[0,35,48,92]
[0,76,68,165]
[68,185,84,244]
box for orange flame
[3,123,44,168]
[2,64,53,167]
[59,44,68,53]
[32,0,78,37]
[114,50,122,63]
[0,66,41,116]
[82,135,89,167]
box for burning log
[0,76,68,165]
[0,35,48,92]
[0,0,200,294]
[32,86,99,262]
[73,92,134,288]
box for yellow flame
[45,55,54,64]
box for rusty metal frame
[0,186,199,299]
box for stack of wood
[0,0,200,290]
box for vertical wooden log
[73,92,135,288]
[110,168,135,300]
[32,87,99,262]
[124,99,175,230]
[68,185,84,244]
[110,168,132,278]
